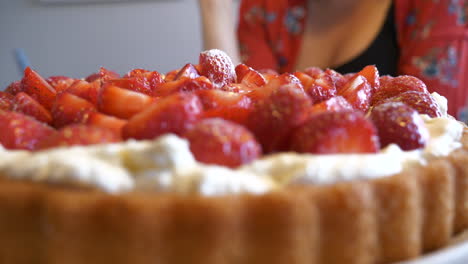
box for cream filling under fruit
[0,94,465,196]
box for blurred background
[0,0,239,89]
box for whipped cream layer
[0,94,465,196]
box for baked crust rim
[0,128,466,264]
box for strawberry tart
[0,49,467,264]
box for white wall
[0,0,210,89]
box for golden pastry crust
[0,131,467,264]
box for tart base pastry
[0,129,467,264]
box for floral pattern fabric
[237,0,468,117]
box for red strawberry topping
[184,118,262,168]
[12,92,53,124]
[290,111,379,154]
[371,75,428,106]
[199,49,236,88]
[0,110,56,150]
[37,124,121,150]
[379,91,442,118]
[0,92,14,110]
[248,85,312,153]
[5,80,23,95]
[338,75,372,112]
[174,63,200,80]
[98,84,155,119]
[369,102,429,150]
[21,67,57,110]
[52,92,96,128]
[122,92,203,140]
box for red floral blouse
[237,0,468,118]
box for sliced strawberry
[52,92,96,128]
[37,124,121,150]
[221,82,254,94]
[0,92,14,110]
[164,69,179,82]
[357,65,380,92]
[247,73,303,102]
[83,112,127,136]
[379,75,394,88]
[247,85,311,153]
[370,102,429,150]
[174,63,200,80]
[85,67,119,83]
[12,92,52,124]
[184,118,261,168]
[46,76,76,93]
[122,92,203,140]
[0,110,55,150]
[309,95,353,114]
[293,71,315,89]
[197,89,253,125]
[199,49,236,88]
[324,69,349,92]
[338,75,372,112]
[371,75,428,106]
[305,73,337,104]
[21,67,57,110]
[98,84,155,119]
[235,64,250,81]
[153,76,213,97]
[236,64,267,88]
[380,91,442,118]
[5,80,23,95]
[290,111,379,154]
[121,69,164,95]
[304,66,324,78]
[66,80,100,105]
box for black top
[333,4,399,76]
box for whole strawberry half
[0,110,56,150]
[379,91,442,118]
[369,102,429,151]
[290,110,379,154]
[184,118,262,168]
[371,75,428,106]
[199,49,236,89]
[122,92,203,140]
[247,85,312,153]
[37,124,121,150]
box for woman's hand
[197,0,241,64]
